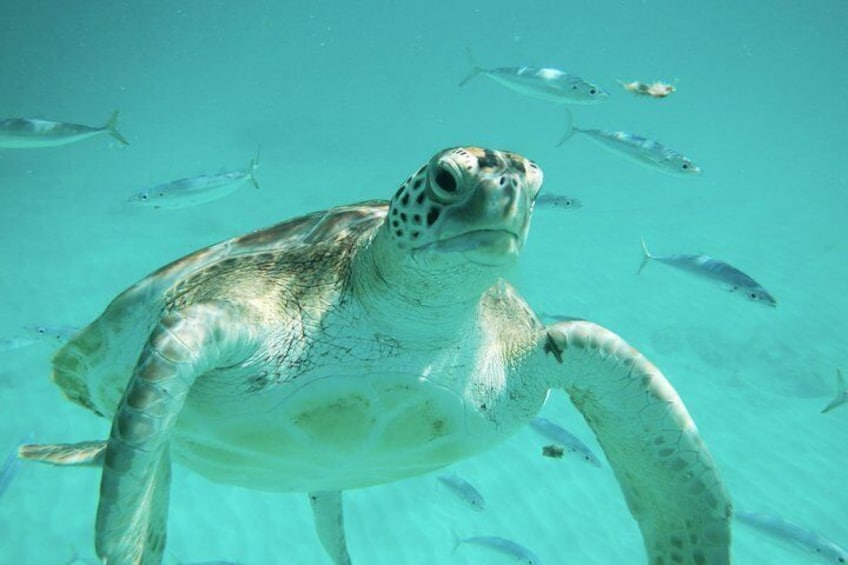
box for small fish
[618,79,677,98]
[638,238,777,308]
[437,472,486,511]
[460,47,608,105]
[538,313,587,324]
[535,193,582,210]
[25,324,79,345]
[0,110,128,148]
[456,535,541,564]
[541,444,565,459]
[130,149,260,209]
[822,369,847,414]
[558,108,700,176]
[735,510,848,563]
[0,433,34,498]
[529,417,602,467]
[0,325,77,353]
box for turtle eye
[434,166,456,192]
[430,163,460,200]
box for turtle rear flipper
[19,440,107,466]
[309,491,352,565]
[96,302,257,564]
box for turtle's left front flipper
[96,302,257,565]
[537,320,732,565]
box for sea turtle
[20,146,732,564]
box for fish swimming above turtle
[0,110,128,148]
[618,79,677,99]
[558,108,701,176]
[128,148,261,209]
[20,146,732,564]
[460,48,609,105]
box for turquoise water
[1,2,846,563]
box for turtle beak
[429,172,537,265]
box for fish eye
[748,292,759,301]
[589,88,597,95]
[140,193,148,201]
[681,163,689,170]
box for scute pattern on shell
[51,201,390,417]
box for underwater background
[1,1,846,563]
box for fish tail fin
[822,369,846,414]
[104,110,129,146]
[617,79,638,95]
[459,46,482,86]
[248,146,261,189]
[556,107,578,147]
[637,237,654,275]
[451,530,463,554]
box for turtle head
[387,147,543,267]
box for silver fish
[735,511,848,563]
[130,149,260,209]
[460,47,608,105]
[538,313,587,323]
[558,108,700,176]
[529,417,602,467]
[0,110,128,148]
[638,238,777,308]
[437,472,486,511]
[535,193,582,210]
[25,324,79,345]
[0,325,77,352]
[822,369,847,414]
[456,535,541,564]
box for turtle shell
[52,201,388,418]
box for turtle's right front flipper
[96,302,257,565]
